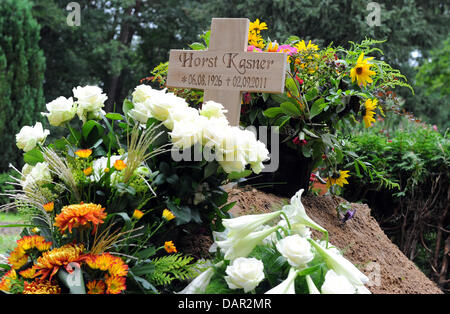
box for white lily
[265,267,299,294]
[217,226,279,260]
[309,239,369,286]
[222,210,283,239]
[177,267,215,294]
[282,189,328,235]
[305,275,320,294]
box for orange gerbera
[8,235,52,269]
[22,279,61,294]
[75,149,92,158]
[0,269,18,292]
[86,280,106,294]
[164,241,177,254]
[105,275,126,294]
[85,252,128,277]
[33,243,86,281]
[54,203,107,234]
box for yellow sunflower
[249,19,268,34]
[363,98,378,128]
[350,53,376,87]
[295,40,319,52]
[326,170,350,188]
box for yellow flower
[43,202,54,213]
[104,167,110,173]
[75,149,92,158]
[83,167,93,176]
[266,41,279,52]
[132,209,144,220]
[326,171,350,188]
[162,209,176,221]
[295,40,319,52]
[249,18,267,34]
[113,159,127,171]
[248,31,265,49]
[350,53,376,87]
[19,267,37,279]
[164,241,177,254]
[363,98,378,128]
[8,235,52,269]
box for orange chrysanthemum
[8,235,52,269]
[54,203,107,234]
[19,267,37,279]
[0,269,17,292]
[75,149,92,158]
[85,252,128,277]
[22,279,61,294]
[105,275,126,294]
[113,160,127,171]
[164,241,177,254]
[86,280,106,294]
[33,243,86,281]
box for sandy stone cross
[166,18,287,126]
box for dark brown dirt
[227,186,443,294]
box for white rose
[225,257,265,292]
[73,86,107,122]
[276,234,314,267]
[320,270,356,294]
[147,90,188,122]
[132,84,160,104]
[277,220,312,239]
[21,162,52,191]
[41,96,77,126]
[16,122,50,152]
[163,106,199,130]
[129,101,153,124]
[199,101,228,120]
[169,119,203,149]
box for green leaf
[123,99,134,116]
[309,98,327,119]
[220,201,236,213]
[305,88,318,101]
[131,263,156,276]
[136,246,156,260]
[23,148,44,165]
[280,101,301,117]
[285,77,299,97]
[204,162,218,179]
[82,120,102,140]
[105,113,124,121]
[227,170,252,180]
[189,42,206,50]
[274,115,291,128]
[263,107,283,118]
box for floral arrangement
[179,189,371,294]
[149,19,412,196]
[0,83,269,294]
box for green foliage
[0,0,46,171]
[147,253,198,286]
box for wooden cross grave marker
[166,18,287,126]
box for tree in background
[0,0,45,172]
[412,36,450,130]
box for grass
[0,211,24,255]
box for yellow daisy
[363,98,378,128]
[295,40,319,52]
[326,170,350,188]
[249,19,268,34]
[350,53,376,87]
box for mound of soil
[227,187,443,294]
